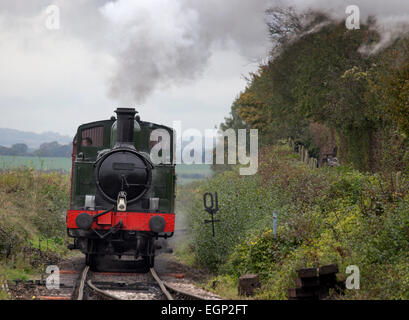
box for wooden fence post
[396,171,401,193]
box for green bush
[0,168,70,293]
[186,170,280,272]
[181,145,409,299]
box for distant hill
[0,128,72,149]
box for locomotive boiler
[66,108,176,271]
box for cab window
[81,126,104,148]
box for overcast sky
[0,0,272,137]
[0,0,408,137]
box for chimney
[114,108,137,147]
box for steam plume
[100,0,409,103]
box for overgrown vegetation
[174,9,409,299]
[220,9,409,172]
[0,168,71,299]
[178,145,409,299]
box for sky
[0,0,408,137]
[0,0,271,137]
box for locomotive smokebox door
[95,150,152,205]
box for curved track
[76,266,89,300]
[76,266,202,300]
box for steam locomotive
[66,108,176,271]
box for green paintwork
[71,118,175,213]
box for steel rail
[150,268,174,300]
[77,266,89,300]
[162,281,207,300]
[84,268,174,300]
[87,280,122,300]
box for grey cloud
[102,0,409,104]
[1,0,409,115]
[100,0,273,103]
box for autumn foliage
[222,10,409,172]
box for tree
[10,144,28,156]
[36,141,71,157]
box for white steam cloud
[1,0,409,107]
[283,0,409,54]
[100,0,272,103]
[100,0,409,103]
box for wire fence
[0,229,66,266]
[289,138,319,169]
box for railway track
[8,255,220,300]
[8,269,82,300]
[76,266,89,300]
[75,266,207,300]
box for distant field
[0,156,213,184]
[175,164,213,185]
[0,155,71,171]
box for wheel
[86,253,98,271]
[143,255,155,269]
[149,255,155,268]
